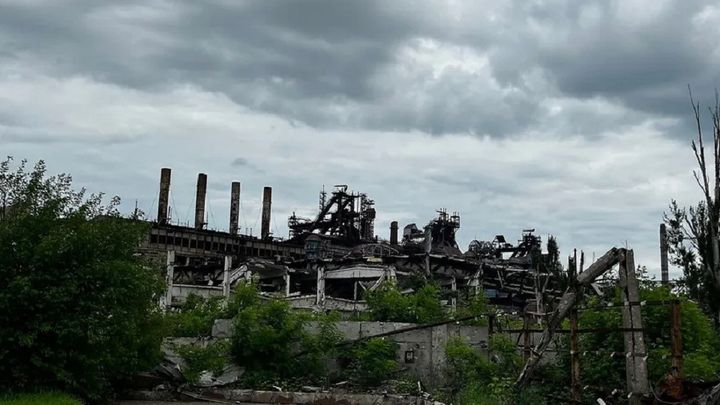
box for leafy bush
[444,336,496,397]
[343,337,398,386]
[365,281,445,323]
[176,339,231,383]
[225,282,260,316]
[230,296,342,385]
[0,392,81,405]
[0,158,165,400]
[165,294,225,337]
[456,292,489,325]
[576,284,720,396]
[488,334,521,376]
[444,334,531,403]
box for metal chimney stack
[157,168,171,224]
[660,223,669,285]
[261,186,272,239]
[390,221,399,245]
[194,173,207,230]
[229,181,240,235]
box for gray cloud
[0,0,716,281]
[2,0,717,138]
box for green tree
[569,284,720,399]
[0,158,165,400]
[343,337,398,386]
[230,294,342,386]
[664,91,720,324]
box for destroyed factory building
[142,168,564,313]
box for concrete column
[229,182,240,235]
[261,186,272,239]
[194,173,207,230]
[223,255,231,297]
[284,271,291,297]
[316,265,325,306]
[451,276,457,312]
[619,250,650,403]
[165,250,175,309]
[157,168,171,224]
[660,223,669,285]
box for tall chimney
[660,223,669,285]
[194,173,207,230]
[229,181,240,235]
[157,168,171,224]
[390,221,399,245]
[261,186,272,239]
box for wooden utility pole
[671,300,684,378]
[523,310,531,361]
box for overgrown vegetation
[364,280,446,323]
[342,338,398,386]
[0,392,81,405]
[664,92,720,325]
[0,158,165,400]
[443,334,530,404]
[455,292,489,325]
[573,283,720,398]
[165,294,226,337]
[228,284,343,388]
[176,339,231,383]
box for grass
[0,392,81,405]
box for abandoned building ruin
[140,168,706,402]
[142,167,566,314]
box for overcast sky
[2,0,720,278]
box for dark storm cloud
[1,0,718,138]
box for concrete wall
[171,284,224,305]
[212,320,493,387]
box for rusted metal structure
[141,168,704,402]
[288,185,376,244]
[145,168,571,314]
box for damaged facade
[142,168,565,313]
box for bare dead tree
[665,88,720,324]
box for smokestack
[229,181,240,235]
[194,173,207,230]
[660,223,669,285]
[157,168,171,224]
[390,221,399,245]
[261,186,272,239]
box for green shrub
[176,339,231,383]
[343,337,398,386]
[225,282,260,316]
[230,297,342,385]
[0,158,165,400]
[0,392,81,405]
[443,334,529,403]
[576,284,720,395]
[165,294,226,337]
[456,292,489,325]
[488,334,521,376]
[365,281,445,323]
[165,283,262,338]
[444,336,496,397]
